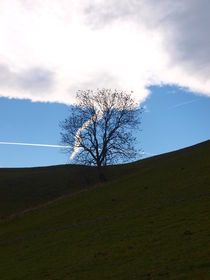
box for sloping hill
[0,140,209,279]
[0,163,133,218]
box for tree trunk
[97,165,107,182]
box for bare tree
[60,89,142,171]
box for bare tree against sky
[60,89,142,170]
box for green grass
[0,140,210,279]
[0,163,135,218]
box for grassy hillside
[0,163,134,218]
[0,140,210,279]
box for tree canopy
[60,89,142,168]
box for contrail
[141,151,155,156]
[71,110,103,159]
[171,99,197,109]
[0,141,72,149]
[70,118,94,159]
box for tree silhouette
[60,89,142,173]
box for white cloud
[0,64,54,93]
[0,0,210,105]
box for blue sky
[141,86,210,156]
[0,85,209,167]
[0,1,210,167]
